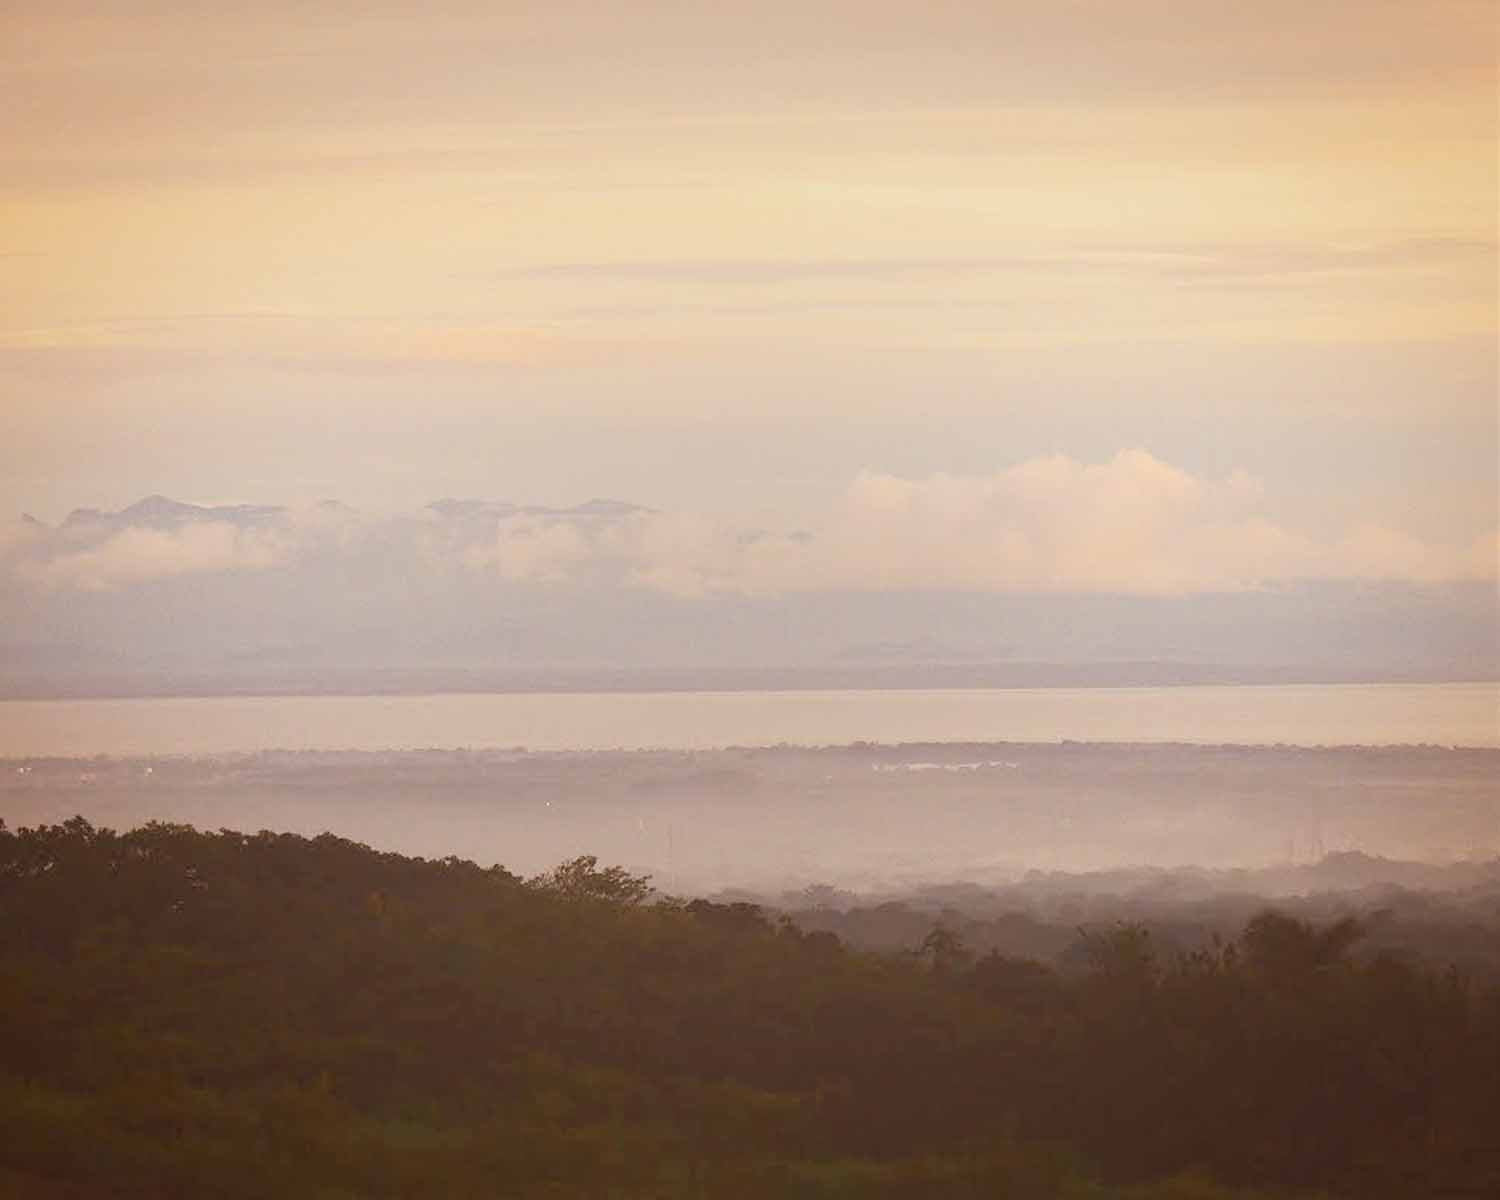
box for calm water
[0,683,1494,757]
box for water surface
[1,682,1494,758]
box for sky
[2,0,1496,598]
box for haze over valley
[8,741,1497,892]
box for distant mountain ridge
[426,497,652,521]
[32,493,652,531]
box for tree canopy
[0,817,1495,1198]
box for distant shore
[3,660,1495,701]
[2,681,1494,758]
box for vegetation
[1,817,1495,1198]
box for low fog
[8,741,1496,893]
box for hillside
[2,818,1496,1198]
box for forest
[1,817,1496,1199]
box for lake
[0,682,1494,758]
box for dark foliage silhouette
[1,817,1495,1198]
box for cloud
[7,454,1493,597]
[19,522,289,592]
[0,314,566,373]
[462,518,594,584]
[1330,523,1500,585]
[10,0,1491,169]
[502,260,1017,284]
[494,240,1497,289]
[0,517,46,559]
[557,451,1497,597]
[584,450,1289,596]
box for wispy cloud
[497,239,1497,288]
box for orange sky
[1,1,1494,573]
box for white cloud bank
[7,451,1495,595]
[17,522,290,592]
[462,520,594,585]
[513,450,1495,597]
[801,452,1497,594]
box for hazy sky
[3,1,1495,584]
